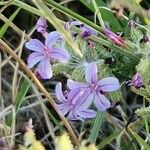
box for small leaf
[89,111,105,143]
[129,129,150,150]
[98,129,123,149]
[135,106,150,116]
[16,79,31,112]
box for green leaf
[98,129,123,149]
[80,0,125,32]
[0,8,20,38]
[15,79,31,112]
[129,129,150,150]
[6,80,30,126]
[89,111,105,143]
[135,106,150,116]
[136,57,150,84]
[131,86,150,100]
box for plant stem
[91,0,105,29]
[45,0,103,33]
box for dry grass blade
[0,39,79,146]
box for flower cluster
[26,18,69,79]
[66,20,98,38]
[25,18,122,120]
[55,62,120,120]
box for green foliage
[80,0,125,32]
[129,129,150,150]
[89,111,105,143]
[98,129,123,149]
[131,86,150,100]
[136,57,150,84]
[135,106,150,116]
[108,90,123,102]
[0,8,20,38]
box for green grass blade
[129,129,150,150]
[80,0,124,32]
[6,79,30,126]
[0,8,20,38]
[98,129,123,149]
[89,111,105,143]
[15,79,31,112]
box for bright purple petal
[45,31,61,48]
[51,47,69,63]
[85,62,98,83]
[67,79,88,90]
[37,57,52,79]
[94,92,111,111]
[25,39,45,52]
[55,82,67,102]
[57,104,69,115]
[77,109,96,118]
[27,52,44,68]
[98,77,120,92]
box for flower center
[91,83,98,90]
[43,48,51,57]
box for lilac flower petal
[45,31,61,48]
[51,47,69,63]
[36,17,47,33]
[81,26,98,37]
[37,57,52,79]
[57,104,69,115]
[25,39,45,52]
[55,82,67,102]
[68,111,82,121]
[65,20,83,29]
[94,92,111,111]
[132,72,142,88]
[68,88,83,104]
[77,109,96,118]
[103,28,125,46]
[98,77,120,92]
[67,79,88,90]
[69,20,83,27]
[78,91,94,109]
[27,52,44,68]
[85,62,98,83]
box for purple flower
[128,20,136,28]
[142,35,150,43]
[65,20,98,38]
[25,31,69,79]
[36,17,48,34]
[127,73,143,88]
[55,82,96,120]
[103,28,125,47]
[67,62,120,111]
[80,26,98,38]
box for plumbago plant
[1,0,150,150]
